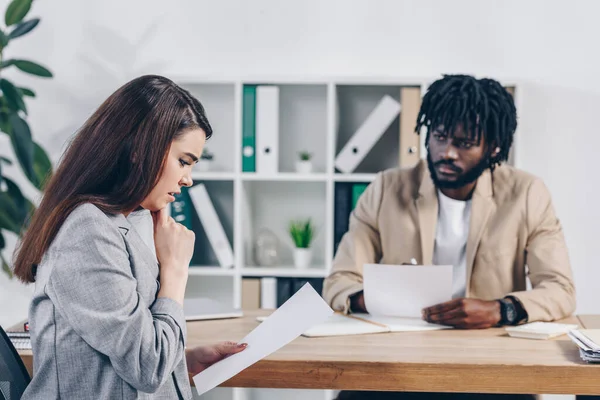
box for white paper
[301,313,389,337]
[192,283,334,396]
[353,313,452,332]
[363,263,453,318]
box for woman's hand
[186,342,248,375]
[152,208,195,305]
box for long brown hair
[13,75,212,283]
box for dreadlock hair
[415,74,517,171]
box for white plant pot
[293,248,312,269]
[295,160,313,174]
[196,159,212,172]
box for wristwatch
[497,297,518,325]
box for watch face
[506,302,517,323]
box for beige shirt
[323,160,576,323]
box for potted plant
[0,0,54,277]
[196,148,213,172]
[295,150,312,174]
[289,218,315,269]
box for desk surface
[16,312,600,395]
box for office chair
[0,325,30,400]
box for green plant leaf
[5,0,31,26]
[13,60,52,78]
[0,29,9,49]
[8,113,34,181]
[0,183,23,233]
[1,79,27,114]
[8,18,38,39]
[32,141,52,190]
[0,59,15,69]
[0,229,5,249]
[289,219,314,248]
[0,176,32,232]
[1,253,12,279]
[18,87,35,97]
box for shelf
[334,173,377,182]
[241,267,328,278]
[188,267,235,276]
[191,171,236,180]
[241,172,327,182]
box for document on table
[192,283,334,396]
[363,263,453,318]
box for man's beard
[426,153,490,190]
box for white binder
[335,95,401,173]
[255,86,279,174]
[260,277,278,309]
[188,184,234,268]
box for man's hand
[186,342,247,375]
[349,291,367,313]
[422,298,501,329]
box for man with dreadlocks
[324,74,575,400]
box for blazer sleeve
[323,173,384,314]
[46,207,186,393]
[508,178,576,322]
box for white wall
[1,0,599,347]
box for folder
[399,87,422,168]
[260,277,278,309]
[242,278,261,310]
[242,85,256,172]
[335,95,401,173]
[188,184,234,268]
[255,86,279,174]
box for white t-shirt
[432,190,472,299]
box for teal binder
[242,85,256,172]
[170,187,193,229]
[351,183,369,209]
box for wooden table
[16,313,600,395]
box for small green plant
[201,148,213,160]
[289,219,314,249]
[298,151,311,161]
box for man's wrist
[497,296,527,326]
[349,291,364,313]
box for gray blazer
[22,204,192,399]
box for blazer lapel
[415,170,438,265]
[465,169,496,297]
[110,211,160,277]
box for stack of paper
[505,322,579,340]
[7,331,31,350]
[568,329,600,363]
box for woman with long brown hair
[14,75,245,399]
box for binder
[399,87,422,168]
[188,184,234,268]
[242,278,261,310]
[351,183,368,209]
[260,277,278,309]
[335,95,401,173]
[170,187,193,229]
[255,86,279,174]
[242,85,256,172]
[333,183,352,255]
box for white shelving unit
[174,76,520,400]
